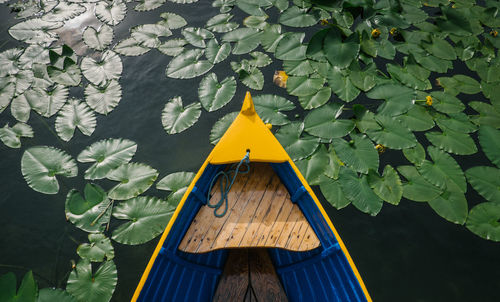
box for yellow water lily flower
[390,28,398,35]
[320,19,329,26]
[490,30,498,37]
[375,144,386,154]
[371,28,381,38]
[426,95,433,106]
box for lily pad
[21,146,78,194]
[112,196,177,244]
[81,50,122,86]
[304,103,355,139]
[403,142,425,166]
[206,14,239,33]
[83,25,113,51]
[24,85,68,118]
[366,84,416,116]
[332,134,378,174]
[77,138,137,180]
[295,146,329,186]
[466,166,500,203]
[210,111,238,145]
[425,127,477,155]
[10,94,31,123]
[275,122,319,161]
[157,39,187,57]
[417,146,466,193]
[0,123,33,149]
[397,105,434,131]
[222,28,262,54]
[182,27,214,48]
[47,61,81,87]
[398,165,443,202]
[324,28,360,69]
[252,94,294,126]
[55,99,96,142]
[0,271,36,302]
[338,167,383,216]
[8,18,62,45]
[368,165,403,205]
[162,96,201,134]
[366,115,416,149]
[275,32,307,61]
[298,87,332,110]
[466,202,500,241]
[205,39,231,64]
[114,38,150,56]
[198,73,236,112]
[430,91,465,114]
[84,80,122,115]
[107,163,159,200]
[65,183,111,233]
[66,260,117,302]
[37,288,76,302]
[156,171,195,201]
[166,49,213,79]
[319,178,350,210]
[135,0,166,11]
[77,233,114,262]
[478,125,500,167]
[286,76,324,97]
[131,24,172,48]
[159,12,187,29]
[95,0,126,26]
[279,6,317,27]
[428,181,468,225]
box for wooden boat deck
[178,163,320,253]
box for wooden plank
[248,249,288,302]
[298,224,319,251]
[285,214,309,251]
[274,204,302,249]
[262,191,295,247]
[212,249,249,302]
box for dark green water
[1,2,500,301]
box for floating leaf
[324,145,343,180]
[428,181,468,224]
[279,6,317,27]
[466,166,500,204]
[165,49,213,79]
[135,0,166,11]
[42,2,85,22]
[320,178,350,209]
[47,63,81,87]
[205,39,231,64]
[157,172,195,201]
[37,288,76,302]
[0,123,33,148]
[283,59,313,77]
[478,126,500,167]
[248,51,271,67]
[366,84,416,116]
[0,80,15,111]
[222,28,262,54]
[198,73,236,112]
[114,38,150,56]
[435,112,477,133]
[21,146,78,194]
[243,15,268,29]
[95,0,126,26]
[0,271,36,302]
[10,94,31,123]
[131,24,172,48]
[422,36,457,61]
[77,234,114,262]
[157,39,187,57]
[286,75,324,97]
[298,87,332,110]
[210,112,238,145]
[469,101,500,128]
[182,27,214,48]
[327,69,360,102]
[159,12,187,29]
[260,24,284,52]
[295,146,329,185]
[304,103,355,139]
[67,260,117,302]
[333,134,378,174]
[425,128,477,155]
[275,122,319,161]
[77,138,137,180]
[0,48,22,77]
[368,165,403,205]
[397,105,434,131]
[437,75,481,95]
[275,32,307,61]
[112,196,177,244]
[417,146,466,193]
[386,63,431,90]
[83,25,113,51]
[403,142,425,166]
[398,165,443,202]
[466,202,500,241]
[55,99,96,142]
[431,91,465,114]
[324,28,360,69]
[65,184,111,233]
[235,0,270,16]
[84,80,122,115]
[81,51,122,86]
[162,96,201,134]
[206,14,239,33]
[8,19,62,45]
[107,163,158,200]
[252,94,294,126]
[366,115,416,149]
[338,167,383,216]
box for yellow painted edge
[131,159,210,302]
[287,158,373,302]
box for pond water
[1,1,500,301]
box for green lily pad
[286,75,324,97]
[324,145,343,180]
[260,24,284,52]
[47,63,81,87]
[279,6,317,27]
[21,146,78,195]
[338,166,383,216]
[298,87,332,110]
[275,32,307,61]
[235,0,270,16]
[422,36,457,60]
[397,105,434,131]
[0,271,36,302]
[295,145,329,185]
[425,127,477,155]
[65,183,112,233]
[437,75,481,95]
[0,48,23,77]
[81,50,122,86]
[283,59,314,76]
[206,14,239,33]
[243,15,268,29]
[198,73,236,112]
[55,99,96,142]
[417,146,466,193]
[324,28,360,69]
[222,28,262,54]
[162,96,201,134]
[84,80,122,115]
[95,1,126,26]
[165,49,213,79]
[275,122,319,161]
[66,260,117,302]
[368,165,403,205]
[157,171,195,201]
[107,163,159,200]
[333,134,378,174]
[478,125,500,167]
[24,85,68,118]
[0,123,33,149]
[403,142,425,166]
[8,18,62,45]
[135,0,166,11]
[112,196,177,244]
[327,69,360,102]
[157,39,187,57]
[366,84,416,116]
[398,165,443,202]
[428,181,468,225]
[466,166,500,203]
[83,25,113,51]
[253,94,294,126]
[37,288,76,302]
[42,2,86,22]
[386,63,431,90]
[158,12,187,29]
[304,103,355,139]
[205,39,231,64]
[210,112,238,145]
[430,91,465,114]
[77,233,115,262]
[182,27,214,48]
[469,101,500,128]
[434,112,477,133]
[466,202,500,241]
[248,51,271,67]
[366,115,417,149]
[131,24,172,48]
[114,38,150,56]
[319,178,350,210]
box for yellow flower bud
[490,30,498,37]
[273,70,288,88]
[375,144,386,154]
[390,28,397,35]
[320,19,329,26]
[426,95,433,106]
[371,28,381,38]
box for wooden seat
[178,163,320,253]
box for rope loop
[207,151,250,217]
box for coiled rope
[207,151,250,217]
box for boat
[132,92,372,302]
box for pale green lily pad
[159,12,187,29]
[9,69,34,96]
[0,80,15,111]
[248,51,271,67]
[243,15,268,29]
[165,49,213,79]
[77,233,115,262]
[157,171,195,201]
[81,50,122,86]
[466,166,500,203]
[279,6,317,27]
[131,24,172,48]
[8,18,62,45]
[162,96,201,134]
[0,271,36,302]
[338,167,383,216]
[114,38,151,56]
[84,80,122,115]
[198,73,236,112]
[286,76,324,97]
[182,27,214,48]
[275,32,307,61]
[275,122,319,161]
[333,134,378,174]
[428,181,468,225]
[366,115,416,149]
[235,0,270,16]
[112,196,177,244]
[107,163,159,200]
[24,85,68,118]
[83,25,113,51]
[21,146,78,194]
[478,125,500,167]
[304,103,355,139]
[368,165,403,205]
[0,48,22,77]
[10,94,31,123]
[205,39,231,64]
[298,87,332,110]
[398,165,443,202]
[66,260,117,302]
[417,146,466,193]
[0,123,33,149]
[95,1,126,26]
[47,62,81,87]
[135,0,166,11]
[222,28,262,54]
[77,138,137,180]
[55,99,96,142]
[466,202,500,241]
[253,94,294,126]
[65,183,111,233]
[41,2,85,22]
[210,112,238,145]
[157,39,187,57]
[206,14,239,33]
